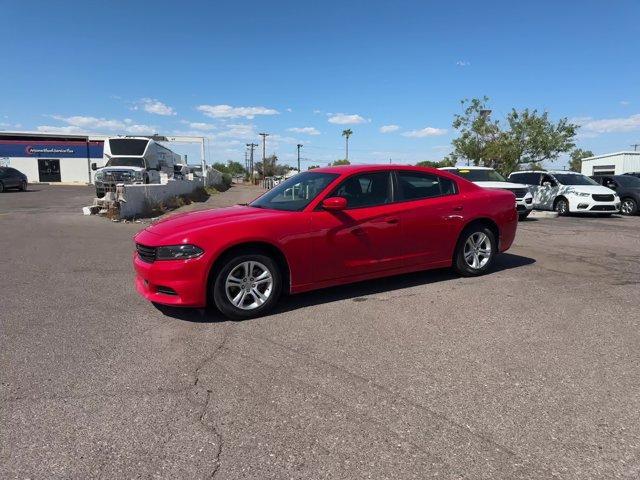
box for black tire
[518,211,531,221]
[453,225,497,277]
[212,252,282,320]
[144,174,150,184]
[555,197,569,216]
[620,198,638,216]
[0,181,4,193]
[19,180,27,191]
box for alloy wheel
[556,199,568,215]
[463,232,492,270]
[224,261,273,310]
[621,199,636,215]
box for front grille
[136,243,156,263]
[104,170,136,183]
[506,188,528,199]
[592,194,614,202]
[591,205,616,211]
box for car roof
[308,164,447,175]
[511,170,581,175]
[440,166,493,170]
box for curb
[529,211,559,219]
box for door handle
[452,206,463,212]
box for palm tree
[341,129,353,161]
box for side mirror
[91,162,98,171]
[606,183,616,189]
[322,196,348,211]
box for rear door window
[396,171,457,201]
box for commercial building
[581,151,640,176]
[0,132,105,183]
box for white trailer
[581,151,640,176]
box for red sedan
[133,165,517,319]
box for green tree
[308,165,320,170]
[450,97,578,175]
[568,148,594,173]
[332,159,351,166]
[212,162,229,173]
[341,129,353,161]
[416,157,456,168]
[226,160,246,176]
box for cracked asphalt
[2,184,640,479]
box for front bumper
[133,250,210,308]
[567,196,620,213]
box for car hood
[475,181,530,189]
[143,205,282,237]
[562,185,616,194]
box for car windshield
[250,171,339,211]
[106,157,145,168]
[554,173,598,186]
[616,176,640,187]
[450,169,506,182]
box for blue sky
[2,0,639,167]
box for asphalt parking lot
[2,185,640,479]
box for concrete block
[118,179,203,219]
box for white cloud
[402,127,448,138]
[380,124,400,133]
[327,113,367,125]
[577,114,640,134]
[620,100,630,106]
[196,104,279,119]
[286,108,293,112]
[137,98,176,116]
[187,122,216,131]
[287,127,320,135]
[313,109,323,115]
[215,123,256,139]
[44,115,156,134]
[456,60,471,67]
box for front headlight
[156,244,204,260]
[95,171,104,181]
[134,171,143,180]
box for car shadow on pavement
[154,253,535,323]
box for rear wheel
[19,180,27,191]
[555,197,569,216]
[620,198,638,216]
[213,253,281,320]
[453,226,497,277]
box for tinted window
[541,174,557,186]
[332,171,392,208]
[449,169,506,182]
[250,171,338,211]
[553,173,598,186]
[614,176,640,187]
[397,171,456,200]
[108,139,149,156]
[510,172,542,185]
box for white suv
[508,170,620,216]
[440,166,534,220]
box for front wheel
[518,210,531,221]
[555,197,570,216]
[620,198,638,216]
[453,227,497,277]
[213,253,282,320]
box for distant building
[0,132,105,183]
[581,151,640,176]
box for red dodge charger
[133,165,517,319]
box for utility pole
[297,144,303,172]
[259,133,269,174]
[631,143,640,151]
[244,148,248,175]
[246,142,258,181]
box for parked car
[624,172,640,179]
[0,166,28,192]
[591,174,640,215]
[133,165,518,319]
[440,166,534,220]
[508,170,620,216]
